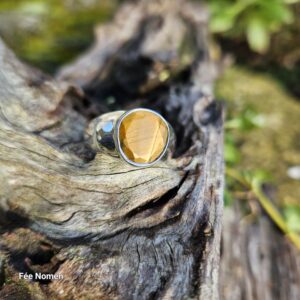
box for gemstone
[119,110,168,164]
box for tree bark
[220,201,300,300]
[0,1,224,299]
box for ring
[87,108,175,167]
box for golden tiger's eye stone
[119,110,168,164]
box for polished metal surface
[92,111,124,157]
[90,108,175,167]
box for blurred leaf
[225,108,265,130]
[247,17,270,53]
[207,0,296,53]
[259,1,293,29]
[234,169,272,188]
[251,169,272,185]
[283,205,300,233]
[224,141,240,165]
[210,13,235,32]
[274,4,293,23]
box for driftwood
[0,1,224,299]
[220,201,300,300]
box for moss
[0,0,118,74]
[216,67,300,205]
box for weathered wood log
[0,1,224,299]
[220,201,300,300]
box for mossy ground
[216,67,300,206]
[0,0,117,73]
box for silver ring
[87,108,175,167]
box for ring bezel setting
[114,108,171,167]
[90,108,174,168]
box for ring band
[87,108,175,167]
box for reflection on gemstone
[119,110,168,164]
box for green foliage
[224,106,263,166]
[243,169,272,187]
[216,67,300,249]
[283,205,300,233]
[208,0,297,53]
[226,166,300,250]
[224,107,267,206]
[224,133,240,165]
[225,106,265,130]
[223,102,300,250]
[0,0,117,73]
